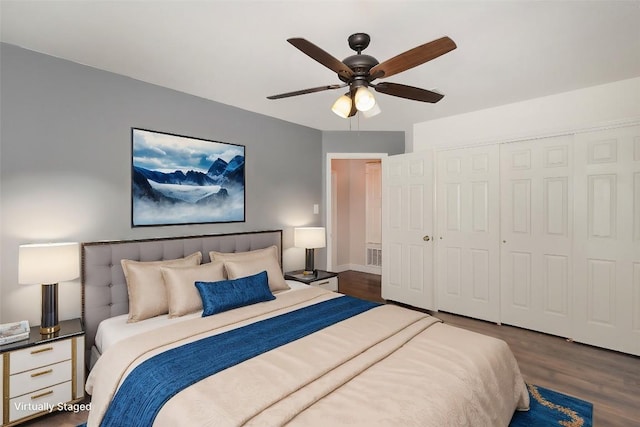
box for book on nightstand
[0,320,30,345]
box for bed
[81,230,529,426]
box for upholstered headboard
[81,230,283,366]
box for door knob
[423,235,430,242]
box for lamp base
[41,283,59,336]
[304,248,315,276]
[40,324,60,335]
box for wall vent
[366,247,382,267]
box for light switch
[313,204,319,214]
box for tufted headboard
[81,230,282,366]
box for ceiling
[1,1,639,133]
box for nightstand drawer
[9,340,71,374]
[9,381,71,423]
[311,276,338,291]
[9,359,72,398]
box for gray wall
[0,44,324,324]
[322,131,405,156]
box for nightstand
[285,270,339,292]
[1,318,85,426]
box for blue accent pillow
[195,270,275,316]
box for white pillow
[224,256,290,292]
[121,252,202,322]
[209,245,279,265]
[161,261,225,318]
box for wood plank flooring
[23,270,639,426]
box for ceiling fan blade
[373,82,444,103]
[369,36,456,80]
[288,38,354,79]
[267,84,345,100]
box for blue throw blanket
[98,296,380,427]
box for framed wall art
[131,128,245,227]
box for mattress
[85,286,529,426]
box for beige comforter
[86,287,529,426]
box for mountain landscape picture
[131,128,245,226]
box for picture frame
[131,128,245,227]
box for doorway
[326,153,387,274]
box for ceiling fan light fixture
[331,94,353,118]
[268,33,456,120]
[362,101,381,118]
[354,86,376,112]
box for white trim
[326,152,388,272]
[331,170,338,271]
[430,118,640,153]
[334,263,381,275]
[419,118,640,153]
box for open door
[382,150,435,310]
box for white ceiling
[2,1,639,133]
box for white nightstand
[285,270,339,292]
[1,318,85,426]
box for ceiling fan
[267,33,456,118]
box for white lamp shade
[19,242,80,285]
[354,86,376,112]
[331,94,352,118]
[362,101,382,118]
[294,227,326,249]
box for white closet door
[574,125,640,356]
[382,150,435,310]
[500,136,573,337]
[436,145,500,322]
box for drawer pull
[31,347,54,355]
[317,281,330,286]
[31,390,53,400]
[31,369,53,378]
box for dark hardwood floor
[25,270,639,426]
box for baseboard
[334,263,381,275]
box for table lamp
[294,227,326,275]
[18,242,80,334]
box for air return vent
[366,247,382,267]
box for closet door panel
[500,136,573,337]
[511,179,531,235]
[436,145,500,322]
[586,259,616,325]
[510,251,532,308]
[574,125,640,355]
[544,254,569,316]
[544,177,568,236]
[444,247,462,297]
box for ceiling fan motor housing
[340,33,379,85]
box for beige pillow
[224,257,289,292]
[121,252,202,322]
[209,245,279,264]
[160,261,225,318]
